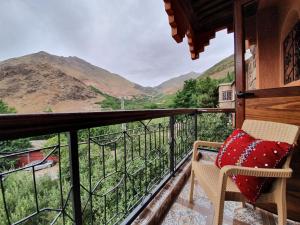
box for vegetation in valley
[91,86,160,110]
[171,71,234,109]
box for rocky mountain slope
[3,51,150,98]
[0,61,104,113]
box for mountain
[155,72,200,94]
[2,51,150,98]
[154,55,234,95]
[0,60,105,113]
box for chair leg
[213,200,225,225]
[277,197,287,225]
[189,170,195,203]
[242,200,246,208]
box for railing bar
[12,211,38,225]
[102,145,105,178]
[91,172,123,195]
[57,133,65,225]
[123,131,128,213]
[138,135,141,157]
[116,187,119,216]
[50,211,63,225]
[90,135,123,147]
[9,208,67,225]
[0,176,11,225]
[11,208,66,225]
[0,109,237,141]
[144,125,147,195]
[32,167,39,213]
[88,129,93,225]
[114,142,118,172]
[131,136,134,161]
[10,208,66,225]
[169,116,175,175]
[162,126,165,144]
[149,131,152,156]
[154,129,157,150]
[104,195,107,225]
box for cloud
[0,0,233,86]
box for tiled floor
[161,152,300,225]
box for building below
[218,81,235,108]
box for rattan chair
[189,119,300,225]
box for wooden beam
[195,1,232,21]
[192,0,229,12]
[234,0,246,128]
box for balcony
[0,108,238,225]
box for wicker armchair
[189,119,300,225]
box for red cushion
[215,129,293,203]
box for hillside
[154,55,234,95]
[201,54,234,79]
[155,72,200,94]
[0,61,104,113]
[3,51,151,98]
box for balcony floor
[161,152,300,225]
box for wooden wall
[245,95,300,126]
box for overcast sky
[0,0,234,87]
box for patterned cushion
[215,129,293,203]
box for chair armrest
[192,141,223,160]
[194,141,223,149]
[220,165,293,178]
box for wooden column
[234,0,246,128]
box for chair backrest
[242,119,300,145]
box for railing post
[194,112,198,141]
[169,115,175,175]
[68,130,83,225]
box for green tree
[43,106,53,112]
[173,77,219,108]
[0,100,16,114]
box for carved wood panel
[284,21,300,84]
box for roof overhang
[164,0,234,60]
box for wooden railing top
[0,108,235,141]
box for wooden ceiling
[164,0,234,60]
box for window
[284,21,300,84]
[222,90,232,101]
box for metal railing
[0,108,234,225]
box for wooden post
[234,0,246,128]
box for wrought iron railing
[0,108,234,225]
